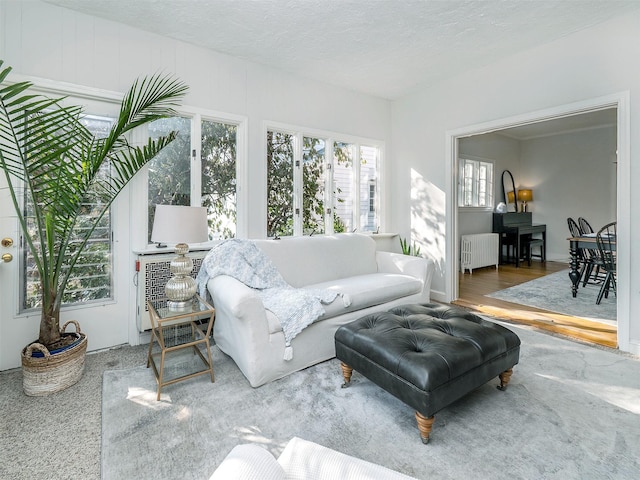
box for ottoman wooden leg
[415,412,435,444]
[340,362,353,388]
[497,368,513,391]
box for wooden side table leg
[497,368,513,391]
[205,339,215,383]
[146,333,154,368]
[340,362,353,388]
[415,412,435,444]
[157,349,166,401]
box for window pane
[459,158,493,208]
[147,117,191,242]
[359,145,378,232]
[23,115,114,310]
[333,141,354,232]
[267,131,294,237]
[201,120,237,240]
[303,137,325,235]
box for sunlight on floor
[232,425,285,450]
[126,386,173,409]
[536,373,640,415]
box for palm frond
[0,59,188,343]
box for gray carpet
[102,322,640,480]
[486,269,616,322]
[0,344,148,480]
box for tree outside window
[267,128,380,237]
[148,116,238,242]
[201,120,237,240]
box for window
[267,126,381,238]
[148,116,192,239]
[266,131,295,237]
[201,120,237,240]
[22,115,114,311]
[147,115,239,242]
[458,157,494,208]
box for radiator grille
[136,252,207,331]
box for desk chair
[523,237,545,266]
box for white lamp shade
[151,205,209,245]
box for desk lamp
[517,189,533,212]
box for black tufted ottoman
[335,303,521,444]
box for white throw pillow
[209,444,286,480]
[277,437,418,480]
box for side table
[146,294,215,400]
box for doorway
[445,93,630,350]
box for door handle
[2,253,12,263]
[1,238,13,248]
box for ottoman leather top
[334,303,521,392]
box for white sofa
[209,436,418,480]
[207,233,435,387]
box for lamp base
[165,244,197,310]
[167,298,194,311]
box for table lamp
[517,189,533,212]
[151,205,208,309]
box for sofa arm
[376,251,435,290]
[209,275,272,352]
[209,275,266,321]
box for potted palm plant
[0,60,188,395]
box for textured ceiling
[44,0,640,100]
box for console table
[493,213,546,267]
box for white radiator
[135,250,208,331]
[460,233,499,274]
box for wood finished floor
[452,261,618,349]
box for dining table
[567,234,616,297]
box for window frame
[17,100,122,313]
[139,106,249,248]
[265,121,384,237]
[458,155,495,211]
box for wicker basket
[21,320,88,396]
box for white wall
[392,12,640,353]
[519,126,617,261]
[0,0,391,369]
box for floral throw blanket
[195,239,339,360]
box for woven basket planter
[21,320,88,396]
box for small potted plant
[0,60,188,395]
[399,236,421,257]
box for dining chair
[567,217,583,237]
[578,217,594,234]
[567,218,587,284]
[595,222,616,305]
[568,217,602,286]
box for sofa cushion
[209,444,286,480]
[265,273,422,334]
[311,274,423,319]
[253,234,378,287]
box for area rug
[486,269,616,322]
[102,323,640,480]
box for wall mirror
[501,170,518,212]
